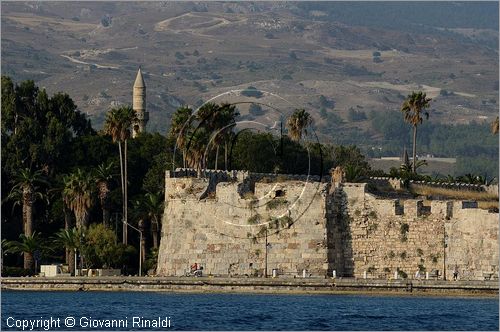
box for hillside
[1,2,498,176]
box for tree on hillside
[400,91,432,173]
[103,106,137,245]
[492,116,499,135]
[286,109,313,141]
[63,169,95,229]
[94,161,116,227]
[8,168,49,240]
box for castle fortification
[157,169,498,280]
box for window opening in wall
[275,189,285,197]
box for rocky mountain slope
[2,2,498,144]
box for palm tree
[94,161,116,227]
[216,103,239,170]
[143,192,164,249]
[286,109,312,141]
[169,106,194,168]
[185,127,210,177]
[63,169,94,229]
[103,106,137,245]
[492,116,499,135]
[8,168,49,238]
[400,91,432,173]
[53,227,81,276]
[5,232,45,272]
[194,103,219,172]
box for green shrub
[241,86,263,98]
[266,198,288,210]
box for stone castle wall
[157,170,499,280]
[157,173,329,277]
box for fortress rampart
[157,169,499,280]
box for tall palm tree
[94,161,116,227]
[103,106,137,245]
[492,116,499,135]
[169,106,194,168]
[185,127,210,177]
[400,91,432,173]
[5,232,45,272]
[63,169,94,229]
[143,192,164,249]
[8,168,49,238]
[54,227,81,276]
[193,103,219,172]
[215,103,239,171]
[286,109,312,141]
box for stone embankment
[1,277,497,296]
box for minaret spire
[132,67,148,138]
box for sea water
[1,291,498,330]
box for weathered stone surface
[157,170,499,281]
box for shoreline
[1,277,498,298]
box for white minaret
[132,68,148,138]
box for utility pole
[264,228,268,278]
[124,221,143,277]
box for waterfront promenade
[2,277,498,296]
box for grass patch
[410,184,498,201]
[478,201,499,210]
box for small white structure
[77,268,121,277]
[40,264,70,277]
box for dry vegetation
[410,184,498,204]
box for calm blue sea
[1,291,498,331]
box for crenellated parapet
[369,176,498,194]
[157,169,498,281]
